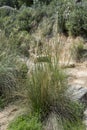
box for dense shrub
[66,4,87,36]
[16,6,47,32]
[0,6,17,17]
[0,6,48,35]
[0,32,28,98]
[56,0,87,36]
[0,0,87,37]
[71,41,84,62]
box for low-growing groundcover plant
[8,113,42,130]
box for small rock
[67,84,87,102]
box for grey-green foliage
[0,6,17,17]
[0,58,16,96]
[1,0,87,37]
[0,6,17,31]
[0,5,47,35]
[66,3,87,36]
[16,5,48,32]
[0,33,17,97]
[0,32,28,97]
[56,0,87,36]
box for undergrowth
[71,41,84,62]
[8,113,42,130]
[63,119,85,130]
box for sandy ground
[67,62,87,87]
[0,103,24,130]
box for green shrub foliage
[0,1,87,37]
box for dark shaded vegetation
[0,0,53,8]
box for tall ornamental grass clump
[27,61,67,117]
[27,59,84,122]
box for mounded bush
[58,0,87,36]
[66,4,87,36]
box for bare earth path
[67,62,87,129]
[0,104,24,130]
[67,62,87,87]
